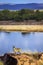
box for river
[0,32,43,55]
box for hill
[0,3,43,10]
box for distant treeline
[0,9,43,21]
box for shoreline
[0,20,43,25]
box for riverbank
[0,20,43,25]
[0,25,43,32]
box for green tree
[2,9,10,20]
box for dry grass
[0,61,3,65]
[0,25,43,32]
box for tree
[18,9,26,16]
[0,9,43,21]
[2,9,10,20]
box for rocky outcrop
[3,53,18,65]
[2,53,43,65]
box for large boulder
[3,53,18,65]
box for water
[0,32,43,55]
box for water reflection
[21,32,30,35]
[0,32,43,55]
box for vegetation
[0,61,4,65]
[38,62,43,65]
[0,9,43,21]
[32,52,42,60]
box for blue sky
[0,32,43,55]
[0,0,43,4]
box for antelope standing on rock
[13,46,21,54]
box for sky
[0,0,43,4]
[0,32,43,55]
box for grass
[0,25,43,32]
[0,61,4,65]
